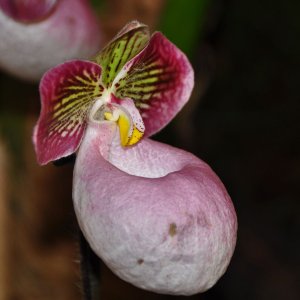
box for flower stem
[79,229,101,300]
[52,156,100,299]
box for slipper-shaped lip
[72,125,238,295]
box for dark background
[172,1,300,299]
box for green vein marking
[95,26,150,88]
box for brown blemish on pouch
[169,223,177,237]
[137,259,144,265]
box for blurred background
[0,0,299,299]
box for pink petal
[73,125,237,295]
[33,60,103,165]
[0,0,57,23]
[115,32,194,136]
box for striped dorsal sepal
[95,21,150,88]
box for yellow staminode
[104,111,143,146]
[117,113,131,146]
[127,126,143,146]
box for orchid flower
[33,21,237,295]
[0,0,101,81]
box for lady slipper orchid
[33,21,237,295]
[0,0,101,81]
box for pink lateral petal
[115,32,194,136]
[73,125,237,295]
[33,60,103,165]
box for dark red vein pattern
[34,60,103,165]
[115,32,194,137]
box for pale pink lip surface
[73,125,238,295]
[0,0,102,81]
[0,0,58,23]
